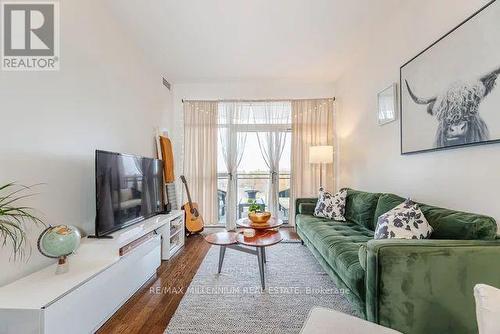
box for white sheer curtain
[183,101,218,225]
[218,102,249,230]
[290,99,335,225]
[255,102,290,217]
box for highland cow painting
[400,1,500,154]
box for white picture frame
[377,83,398,125]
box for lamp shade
[309,146,333,164]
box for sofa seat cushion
[296,214,374,299]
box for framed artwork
[378,83,397,125]
[400,0,500,154]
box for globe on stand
[37,225,81,274]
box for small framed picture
[378,83,398,125]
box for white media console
[0,210,184,334]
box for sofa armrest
[295,198,317,216]
[364,238,500,334]
[298,203,316,215]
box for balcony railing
[217,172,290,225]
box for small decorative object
[38,225,81,274]
[374,199,433,240]
[248,212,272,225]
[243,229,256,238]
[248,200,262,214]
[401,1,500,154]
[247,199,271,225]
[313,187,347,221]
[0,183,45,259]
[377,83,397,125]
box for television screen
[95,150,164,237]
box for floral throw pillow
[374,199,433,240]
[313,188,347,221]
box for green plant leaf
[0,183,30,203]
[0,183,45,260]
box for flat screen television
[95,150,165,237]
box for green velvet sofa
[295,189,500,334]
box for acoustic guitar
[180,175,204,235]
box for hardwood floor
[97,227,299,334]
[97,234,210,334]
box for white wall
[336,0,500,226]
[167,80,335,200]
[0,0,170,286]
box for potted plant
[248,200,262,214]
[247,200,271,225]
[0,183,45,259]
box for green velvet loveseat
[295,189,500,334]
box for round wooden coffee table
[235,229,282,247]
[204,231,238,245]
[205,229,283,289]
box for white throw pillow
[313,188,347,221]
[374,199,432,240]
[474,284,500,334]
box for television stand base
[87,235,113,239]
[0,211,185,334]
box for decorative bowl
[248,211,271,225]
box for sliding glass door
[217,102,291,228]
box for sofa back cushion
[344,189,381,230]
[374,193,497,240]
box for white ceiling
[105,0,402,84]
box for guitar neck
[185,185,193,208]
[181,176,194,208]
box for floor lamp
[309,146,333,188]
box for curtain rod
[181,97,335,103]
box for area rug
[165,243,356,333]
